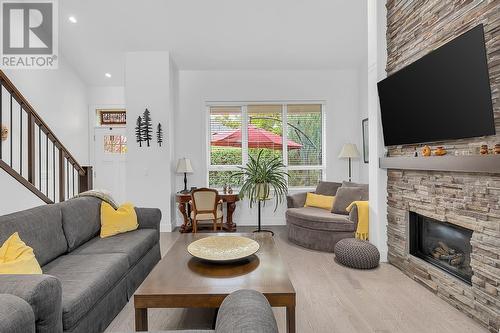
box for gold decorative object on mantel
[187,236,259,263]
[1,124,8,141]
[495,144,500,155]
[433,146,447,156]
[480,144,489,155]
[421,145,432,157]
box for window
[97,109,126,126]
[208,103,324,188]
[104,135,127,154]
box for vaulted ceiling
[59,0,367,86]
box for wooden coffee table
[134,232,296,332]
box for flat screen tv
[377,24,495,146]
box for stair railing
[0,70,92,204]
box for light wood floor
[105,226,487,333]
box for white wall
[367,0,388,261]
[0,171,44,216]
[175,69,364,226]
[125,52,175,232]
[169,59,179,231]
[88,86,125,106]
[358,67,369,184]
[1,57,89,215]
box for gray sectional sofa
[286,181,368,252]
[0,197,161,333]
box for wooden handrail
[0,70,85,175]
[0,70,92,203]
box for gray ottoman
[334,238,380,269]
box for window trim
[206,101,326,190]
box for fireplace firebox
[409,212,473,284]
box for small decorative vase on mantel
[480,144,489,155]
[495,144,500,155]
[422,145,432,157]
[434,146,447,156]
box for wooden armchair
[190,188,223,233]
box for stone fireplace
[386,170,500,332]
[409,212,473,285]
[384,1,499,331]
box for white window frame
[206,100,326,190]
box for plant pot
[255,183,270,201]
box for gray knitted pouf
[334,238,380,269]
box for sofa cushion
[286,207,356,232]
[341,181,369,200]
[0,232,42,274]
[315,181,342,196]
[0,204,67,266]
[304,193,335,210]
[42,253,129,330]
[69,229,157,266]
[59,197,102,251]
[332,187,366,215]
[100,202,138,238]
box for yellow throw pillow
[0,232,42,274]
[100,202,138,238]
[304,193,336,210]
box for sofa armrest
[0,275,62,333]
[215,289,278,333]
[135,207,162,231]
[0,294,35,333]
[286,192,309,208]
[349,203,359,229]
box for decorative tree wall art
[141,108,153,147]
[135,116,143,147]
[156,123,163,147]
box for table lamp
[338,143,359,182]
[176,158,193,193]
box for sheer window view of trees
[208,104,323,188]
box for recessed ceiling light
[105,73,112,78]
[68,16,77,23]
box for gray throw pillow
[315,181,342,196]
[341,181,369,200]
[332,187,365,215]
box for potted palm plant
[232,150,288,234]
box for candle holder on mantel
[421,145,432,157]
[434,146,447,156]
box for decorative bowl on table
[187,236,260,263]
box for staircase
[0,70,92,204]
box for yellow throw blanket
[346,201,369,240]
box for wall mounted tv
[377,24,495,146]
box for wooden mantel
[379,155,500,174]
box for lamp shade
[338,143,360,159]
[176,158,193,173]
